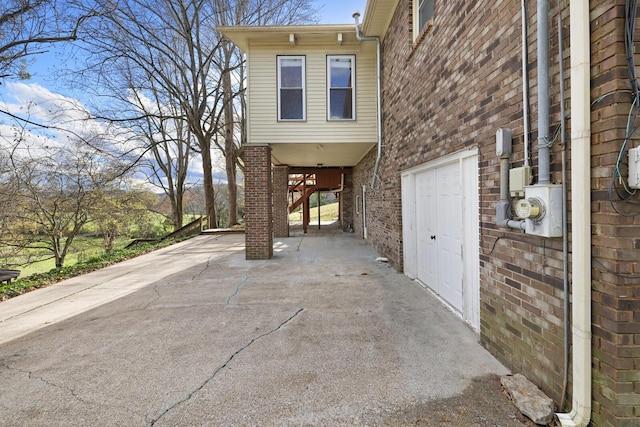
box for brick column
[340,187,353,230]
[273,165,289,237]
[244,145,273,260]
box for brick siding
[351,0,640,425]
[589,3,640,426]
[244,145,273,260]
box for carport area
[0,225,525,426]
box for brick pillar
[244,145,273,260]
[273,165,289,237]
[340,187,353,230]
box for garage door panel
[436,162,463,313]
[416,169,437,290]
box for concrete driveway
[0,226,522,426]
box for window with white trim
[413,0,434,40]
[327,55,355,120]
[277,56,306,120]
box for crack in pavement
[2,362,148,420]
[140,283,162,311]
[146,307,304,426]
[226,277,249,307]
[1,362,91,405]
[191,255,214,281]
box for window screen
[416,0,434,37]
[278,56,305,120]
[327,55,355,120]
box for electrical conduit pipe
[556,0,591,425]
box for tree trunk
[223,70,238,226]
[53,236,62,269]
[175,190,184,229]
[103,229,115,254]
[201,146,217,229]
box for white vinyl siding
[245,41,377,145]
[327,55,355,121]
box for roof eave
[361,0,401,40]
[218,24,357,51]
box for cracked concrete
[0,225,522,426]
[226,277,250,307]
[147,308,304,426]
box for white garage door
[402,149,480,331]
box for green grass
[289,202,339,223]
[6,236,132,277]
[0,237,185,301]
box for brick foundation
[244,145,273,260]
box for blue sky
[317,0,367,24]
[14,0,368,91]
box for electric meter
[515,198,544,220]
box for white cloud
[0,82,225,188]
[0,82,143,158]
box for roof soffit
[218,25,357,51]
[361,0,400,39]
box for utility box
[521,184,563,238]
[629,146,640,189]
[509,166,531,197]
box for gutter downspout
[353,12,382,191]
[556,0,591,425]
[558,13,570,412]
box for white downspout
[353,12,382,191]
[556,1,591,425]
[362,185,368,239]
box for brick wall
[244,145,273,260]
[589,3,640,426]
[273,165,289,238]
[340,175,354,230]
[353,148,403,269]
[351,1,640,425]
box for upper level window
[327,55,355,120]
[277,56,306,121]
[414,0,434,40]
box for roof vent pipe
[353,12,382,190]
[537,0,551,184]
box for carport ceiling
[270,142,375,167]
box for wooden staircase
[288,173,317,213]
[287,169,347,233]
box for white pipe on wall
[556,0,591,425]
[353,12,382,191]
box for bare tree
[76,0,224,228]
[127,79,193,230]
[74,0,317,230]
[0,0,96,81]
[0,137,120,268]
